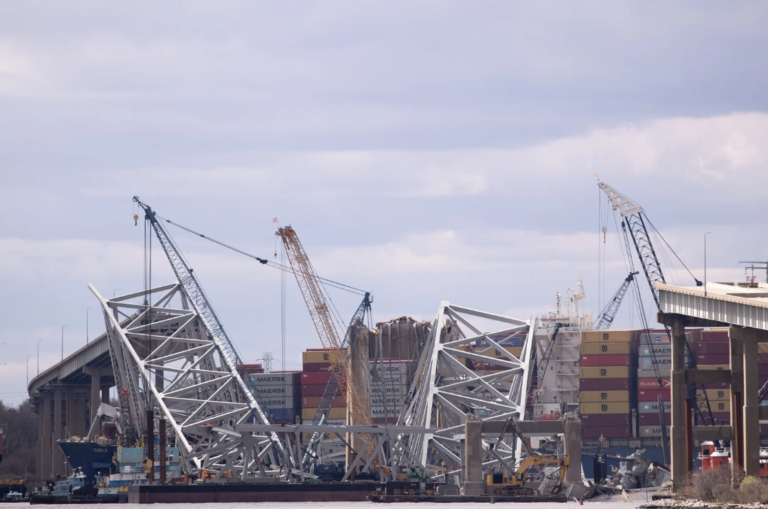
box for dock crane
[594,272,639,330]
[597,182,716,428]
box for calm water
[12,501,650,508]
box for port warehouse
[28,319,768,482]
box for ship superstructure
[530,280,591,425]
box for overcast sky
[2,1,768,405]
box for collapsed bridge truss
[90,283,283,480]
[393,301,537,480]
[91,283,542,481]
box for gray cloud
[2,2,768,404]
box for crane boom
[132,197,283,450]
[597,183,717,428]
[594,272,639,330]
[277,226,372,426]
[598,182,666,305]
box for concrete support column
[53,389,63,478]
[729,326,745,487]
[73,392,87,437]
[563,414,582,484]
[38,394,52,480]
[65,388,75,440]
[670,318,688,492]
[101,386,110,404]
[743,330,760,477]
[84,368,102,437]
[463,416,485,496]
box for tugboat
[30,468,99,504]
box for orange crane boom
[276,226,372,426]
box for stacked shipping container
[370,359,411,424]
[634,329,768,436]
[695,329,731,423]
[637,331,674,433]
[249,372,301,423]
[301,349,347,424]
[579,329,638,438]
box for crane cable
[157,215,368,296]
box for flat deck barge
[127,482,380,503]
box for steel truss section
[394,301,535,479]
[237,424,436,482]
[90,283,283,479]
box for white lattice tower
[90,283,281,480]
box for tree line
[0,399,37,480]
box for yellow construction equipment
[486,455,569,497]
[276,226,372,427]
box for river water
[13,500,651,508]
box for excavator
[486,455,569,496]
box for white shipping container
[370,396,403,406]
[369,375,408,385]
[639,401,672,414]
[638,357,672,370]
[369,362,410,375]
[371,386,403,395]
[639,345,672,357]
[370,407,401,418]
[249,373,298,386]
[259,397,298,409]
[640,425,670,438]
[254,386,294,397]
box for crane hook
[133,214,139,226]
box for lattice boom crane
[276,226,373,426]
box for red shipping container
[638,389,670,402]
[302,362,332,373]
[696,343,730,355]
[580,355,633,367]
[710,412,730,423]
[301,372,332,384]
[696,330,728,343]
[580,378,630,391]
[697,354,729,365]
[583,425,632,439]
[639,413,669,426]
[638,377,670,389]
[581,413,631,426]
[301,384,326,397]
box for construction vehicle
[486,455,569,497]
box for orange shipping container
[582,329,637,343]
[579,366,629,379]
[302,396,346,408]
[579,390,630,403]
[579,402,631,414]
[302,407,346,421]
[303,349,346,365]
[580,342,632,355]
